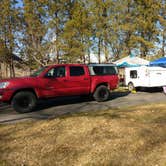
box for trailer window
[130,70,137,78]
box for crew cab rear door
[66,65,90,95]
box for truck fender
[91,83,109,94]
[10,88,39,103]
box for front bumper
[0,89,13,102]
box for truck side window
[130,70,137,78]
[70,66,85,76]
[46,66,66,78]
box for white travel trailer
[125,66,166,91]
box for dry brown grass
[0,103,166,166]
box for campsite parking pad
[0,90,166,124]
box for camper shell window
[88,66,118,76]
[130,70,137,78]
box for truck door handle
[84,78,89,80]
[63,79,68,82]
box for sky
[16,0,23,8]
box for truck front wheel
[11,91,37,113]
[93,85,110,102]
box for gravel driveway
[0,90,166,124]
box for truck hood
[0,76,37,83]
[0,76,40,89]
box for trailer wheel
[11,91,37,113]
[93,85,110,102]
[128,82,135,91]
[163,86,166,95]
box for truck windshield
[30,66,47,77]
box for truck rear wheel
[11,91,37,113]
[93,85,110,102]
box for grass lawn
[0,103,166,166]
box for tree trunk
[56,49,60,64]
[88,48,91,64]
[140,49,146,58]
[55,12,60,64]
[140,42,147,58]
[82,55,86,64]
[9,54,15,78]
[10,61,15,77]
[104,41,109,63]
[161,30,166,57]
[5,64,8,78]
[98,37,101,63]
[0,63,2,78]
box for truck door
[41,66,69,97]
[67,66,90,95]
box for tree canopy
[0,0,165,75]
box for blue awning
[150,57,166,67]
[117,62,140,68]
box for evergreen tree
[23,0,49,69]
[1,0,165,74]
[48,0,65,63]
[158,0,166,57]
[106,0,134,59]
[0,0,20,77]
[89,0,111,63]
[134,0,161,57]
[60,0,92,63]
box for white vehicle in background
[125,66,166,91]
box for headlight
[0,82,10,89]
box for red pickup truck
[0,64,119,113]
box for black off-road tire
[93,85,110,102]
[11,91,37,113]
[128,82,135,91]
